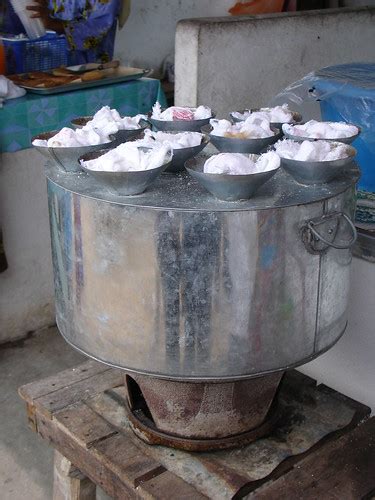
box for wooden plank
[248,417,375,500]
[85,389,129,432]
[21,366,375,499]
[19,360,110,404]
[93,433,166,488]
[36,412,137,499]
[90,385,365,499]
[54,402,118,448]
[239,388,371,496]
[86,389,176,488]
[88,389,250,498]
[53,450,96,500]
[101,385,365,499]
[25,402,38,432]
[38,410,199,499]
[137,470,208,500]
[33,369,124,419]
[106,385,128,403]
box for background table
[0,78,167,153]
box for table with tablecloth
[0,77,166,152]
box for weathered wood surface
[247,417,375,500]
[19,360,110,403]
[19,361,375,500]
[53,450,96,500]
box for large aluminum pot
[46,161,359,381]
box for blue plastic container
[1,31,69,75]
[312,64,375,193]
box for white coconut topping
[134,129,203,150]
[275,139,354,161]
[203,152,280,175]
[32,127,112,148]
[232,104,295,123]
[210,117,275,139]
[151,102,212,121]
[282,120,358,139]
[80,142,172,172]
[85,106,146,136]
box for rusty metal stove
[124,372,282,451]
[45,157,359,451]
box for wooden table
[19,361,375,499]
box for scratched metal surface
[45,157,359,212]
[46,153,357,380]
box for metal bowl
[280,144,357,185]
[202,124,281,154]
[148,110,216,132]
[282,123,360,144]
[230,109,302,129]
[161,134,210,173]
[31,131,115,173]
[71,116,92,129]
[79,147,173,196]
[185,154,279,201]
[71,116,149,145]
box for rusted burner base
[125,398,280,452]
[124,372,284,452]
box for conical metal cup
[280,145,356,185]
[202,124,281,154]
[148,110,216,132]
[79,147,173,195]
[31,130,115,173]
[163,134,210,173]
[71,117,149,146]
[185,154,279,201]
[282,123,360,145]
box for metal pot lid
[45,156,359,212]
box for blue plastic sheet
[272,63,375,194]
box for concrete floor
[0,326,88,500]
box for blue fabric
[0,0,26,35]
[312,64,375,193]
[1,0,120,63]
[48,0,120,63]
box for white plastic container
[10,0,46,40]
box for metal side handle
[302,212,357,253]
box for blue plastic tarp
[273,63,375,193]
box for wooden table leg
[53,450,96,500]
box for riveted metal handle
[302,212,357,253]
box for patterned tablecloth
[0,78,167,153]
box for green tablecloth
[0,78,166,153]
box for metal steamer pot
[46,162,359,382]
